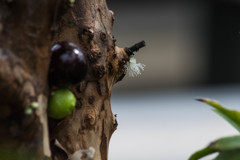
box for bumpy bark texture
[0,0,140,159]
[0,0,58,159]
[50,1,129,160]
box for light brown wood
[0,0,142,159]
[50,1,129,159]
[0,0,57,159]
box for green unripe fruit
[48,89,76,119]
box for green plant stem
[189,147,216,160]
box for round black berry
[49,41,88,87]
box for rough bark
[50,1,129,159]
[0,0,58,159]
[0,0,143,160]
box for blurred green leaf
[196,98,240,132]
[211,135,240,150]
[189,147,216,160]
[190,99,240,160]
[189,135,240,160]
[213,150,240,160]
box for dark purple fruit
[49,41,88,87]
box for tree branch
[125,41,146,56]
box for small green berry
[48,89,76,119]
[30,102,39,109]
[69,0,75,7]
[69,0,75,3]
[25,107,32,115]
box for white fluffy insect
[126,56,145,77]
[70,147,95,160]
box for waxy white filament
[126,56,145,77]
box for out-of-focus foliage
[189,98,240,160]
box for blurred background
[106,0,240,160]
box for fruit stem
[125,41,146,56]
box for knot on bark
[92,64,105,79]
[111,114,118,133]
[109,10,115,23]
[70,147,95,160]
[75,81,87,94]
[108,62,113,75]
[83,108,96,129]
[112,53,117,59]
[87,50,102,63]
[88,96,94,105]
[100,32,107,42]
[118,59,128,74]
[78,28,94,42]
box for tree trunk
[0,0,56,159]
[49,0,126,159]
[0,0,144,159]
